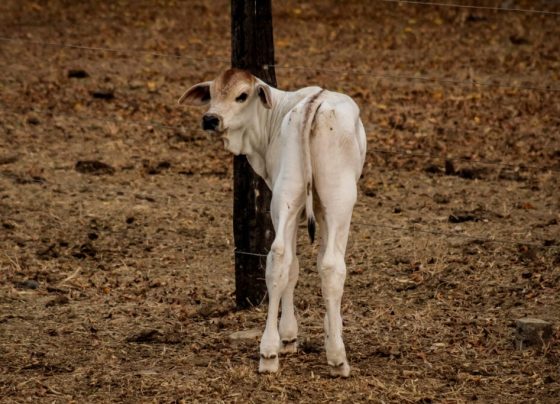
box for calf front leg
[259,213,298,373]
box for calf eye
[235,92,248,103]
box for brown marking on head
[213,68,255,97]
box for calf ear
[256,84,273,109]
[178,82,212,105]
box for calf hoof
[280,338,298,354]
[329,361,351,378]
[259,353,279,374]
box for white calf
[179,69,366,377]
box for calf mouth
[202,127,227,136]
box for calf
[179,69,366,377]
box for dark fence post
[231,0,276,309]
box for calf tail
[301,89,325,243]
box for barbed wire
[0,36,230,64]
[234,224,544,258]
[1,36,559,92]
[379,0,560,16]
[0,104,184,132]
[367,146,560,173]
[234,250,268,258]
[181,195,553,251]
[1,105,558,174]
[351,221,543,247]
[0,108,552,254]
[1,12,555,276]
[270,64,560,92]
[220,208,548,260]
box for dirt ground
[1,0,559,402]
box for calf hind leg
[318,204,354,377]
[320,245,350,377]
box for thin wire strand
[379,0,560,16]
[1,35,559,92]
[0,109,547,250]
[1,105,558,173]
[0,35,230,64]
[365,144,560,173]
[0,104,184,132]
[270,64,560,92]
[164,197,549,249]
[352,221,542,247]
[234,250,268,258]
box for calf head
[179,68,273,154]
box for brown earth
[1,0,559,402]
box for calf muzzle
[202,114,221,132]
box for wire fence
[380,0,560,16]
[1,2,558,259]
[177,196,547,260]
[1,35,559,93]
[1,105,558,174]
[0,105,551,254]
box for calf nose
[202,114,221,131]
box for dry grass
[1,0,559,402]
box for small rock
[424,164,442,174]
[37,244,60,259]
[68,69,89,79]
[498,170,526,182]
[229,328,261,342]
[126,329,162,343]
[444,159,455,175]
[362,186,376,197]
[2,222,16,230]
[465,14,486,23]
[126,328,183,344]
[26,116,40,125]
[544,375,555,384]
[145,161,171,175]
[45,295,69,307]
[451,207,503,223]
[395,279,417,292]
[433,193,450,204]
[515,317,553,349]
[75,160,115,176]
[90,89,115,100]
[0,155,18,165]
[456,167,487,180]
[509,35,529,46]
[197,303,219,318]
[449,213,478,223]
[192,356,212,367]
[129,80,144,90]
[71,242,97,259]
[46,286,68,294]
[15,280,39,290]
[299,337,322,354]
[394,256,411,265]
